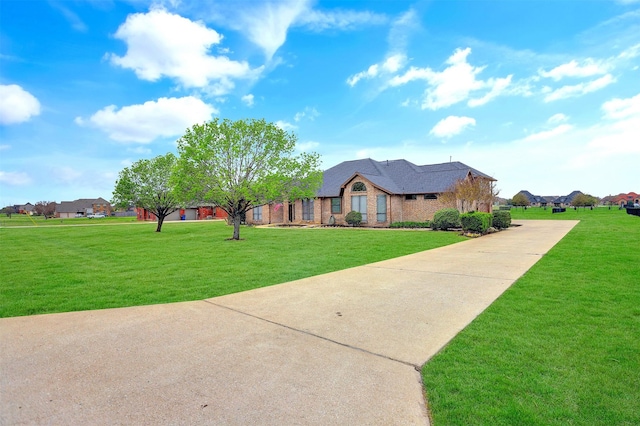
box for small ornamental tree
[1,206,16,218]
[174,118,322,240]
[112,153,180,232]
[34,201,57,218]
[439,176,499,213]
[345,211,362,226]
[572,193,599,208]
[512,192,530,209]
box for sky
[1,0,639,207]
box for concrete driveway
[0,220,578,425]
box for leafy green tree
[572,193,599,208]
[112,153,180,232]
[512,192,530,209]
[174,118,322,240]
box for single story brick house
[56,198,111,218]
[515,190,584,208]
[136,205,228,221]
[612,192,639,207]
[246,158,496,227]
[516,190,550,207]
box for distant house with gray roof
[516,190,583,208]
[516,190,550,207]
[246,158,496,227]
[552,191,583,207]
[55,198,112,218]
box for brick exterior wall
[244,174,491,227]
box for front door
[288,204,295,222]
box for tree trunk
[156,215,165,232]
[232,214,241,240]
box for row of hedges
[431,208,512,234]
[431,208,461,230]
[460,211,493,234]
[345,209,511,233]
[390,221,431,229]
[492,210,511,230]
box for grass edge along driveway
[0,221,465,318]
[422,208,639,426]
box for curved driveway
[1,220,578,425]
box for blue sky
[1,0,639,207]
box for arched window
[352,182,366,192]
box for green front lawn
[0,221,465,317]
[0,214,138,227]
[422,207,640,425]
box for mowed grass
[0,221,465,317]
[0,215,138,227]
[422,207,640,425]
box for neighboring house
[17,203,34,215]
[553,191,583,207]
[246,159,496,227]
[135,205,228,221]
[56,198,112,218]
[611,192,639,207]
[517,190,583,208]
[516,190,550,207]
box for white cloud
[382,54,406,73]
[51,166,83,184]
[544,74,615,102]
[275,120,297,131]
[523,124,573,142]
[430,116,476,138]
[241,94,255,107]
[539,59,612,80]
[602,92,640,119]
[296,141,320,152]
[0,144,10,151]
[0,85,41,125]
[296,9,387,31]
[227,0,309,60]
[49,1,88,32]
[294,107,319,122]
[127,146,152,155]
[0,171,32,186]
[213,0,386,59]
[468,75,512,107]
[548,113,569,124]
[345,9,415,89]
[108,7,259,91]
[618,43,640,59]
[77,96,217,143]
[347,64,379,87]
[388,48,509,110]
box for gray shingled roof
[554,190,582,204]
[316,159,495,197]
[517,190,549,204]
[55,198,110,213]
